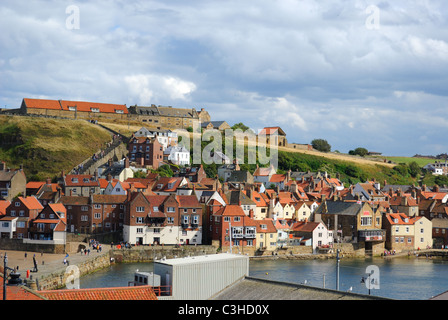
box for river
[78,256,448,300]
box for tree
[408,161,421,178]
[311,139,331,153]
[354,147,369,157]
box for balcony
[358,229,386,242]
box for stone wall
[110,245,218,263]
[0,238,65,254]
[37,253,112,290]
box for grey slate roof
[315,201,363,216]
[212,277,388,300]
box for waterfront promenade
[1,245,112,280]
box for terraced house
[123,192,202,245]
[20,98,128,120]
[128,105,211,130]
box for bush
[311,139,331,152]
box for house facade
[291,221,333,251]
[0,196,43,239]
[0,162,27,201]
[128,135,164,169]
[123,193,202,245]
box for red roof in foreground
[0,277,44,300]
[38,285,158,300]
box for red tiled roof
[214,205,246,217]
[258,127,286,136]
[176,195,201,208]
[26,181,45,189]
[0,277,44,300]
[255,219,277,233]
[291,221,321,232]
[38,285,158,300]
[60,100,128,114]
[23,98,62,110]
[385,213,415,225]
[65,175,100,187]
[0,200,10,216]
[269,174,286,183]
[19,196,44,210]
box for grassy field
[368,156,434,167]
[0,115,113,181]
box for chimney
[46,178,51,185]
[434,185,440,192]
[0,162,5,171]
[107,174,112,182]
[125,157,130,169]
[249,209,254,218]
[108,158,113,167]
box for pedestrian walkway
[0,244,111,280]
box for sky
[1,1,447,157]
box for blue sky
[1,1,447,156]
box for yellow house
[414,216,432,250]
[255,219,278,251]
[293,201,312,221]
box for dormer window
[72,178,78,183]
[15,202,20,207]
[115,109,124,114]
[68,106,76,111]
[91,108,100,113]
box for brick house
[209,204,257,251]
[62,174,101,197]
[59,195,126,234]
[0,162,27,201]
[0,196,43,239]
[29,203,67,242]
[128,135,164,169]
[123,192,202,245]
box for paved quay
[1,245,111,280]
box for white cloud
[124,74,196,105]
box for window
[17,221,25,228]
[136,206,145,212]
[81,215,88,221]
[182,215,189,224]
[167,217,174,224]
[15,202,20,207]
[224,217,230,222]
[234,217,240,222]
[193,215,199,224]
[94,213,101,219]
[361,217,372,226]
[136,217,144,224]
[81,206,88,211]
[94,204,101,209]
[153,206,159,212]
[10,210,16,216]
[137,228,143,234]
[167,207,175,212]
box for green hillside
[0,115,112,181]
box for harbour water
[79,256,448,300]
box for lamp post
[3,253,7,300]
[336,249,340,291]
